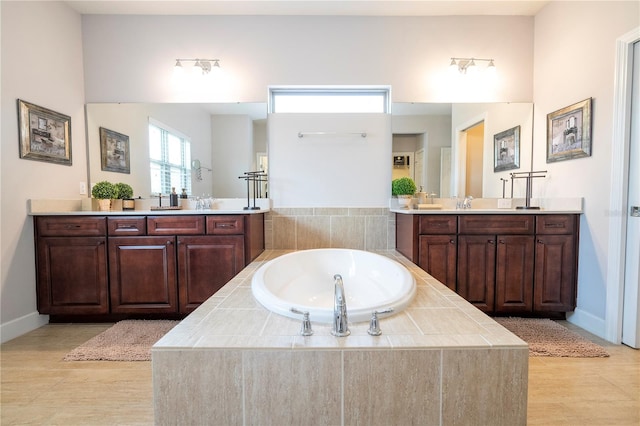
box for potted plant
[91,181,116,211]
[114,182,134,210]
[392,177,417,208]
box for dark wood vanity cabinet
[416,215,457,290]
[35,216,109,315]
[396,212,579,316]
[34,213,264,319]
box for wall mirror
[85,101,532,200]
[392,102,534,199]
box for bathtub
[251,249,416,323]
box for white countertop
[390,197,583,215]
[28,198,270,216]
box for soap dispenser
[170,187,178,207]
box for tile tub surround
[264,207,396,250]
[152,250,529,425]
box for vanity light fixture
[449,57,495,75]
[174,58,221,75]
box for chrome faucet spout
[332,274,350,337]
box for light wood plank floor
[1,321,638,425]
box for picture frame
[493,125,520,172]
[100,127,130,174]
[546,98,592,163]
[17,99,72,166]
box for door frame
[452,112,487,198]
[605,27,640,344]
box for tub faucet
[331,274,350,337]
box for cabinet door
[108,236,177,313]
[458,235,496,313]
[534,234,576,311]
[177,235,245,314]
[495,235,534,313]
[36,237,108,314]
[418,235,457,290]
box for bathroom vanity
[30,204,265,320]
[394,203,582,317]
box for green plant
[114,182,134,199]
[91,181,116,199]
[391,177,417,196]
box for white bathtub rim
[251,248,417,324]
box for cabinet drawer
[36,216,106,237]
[419,215,457,234]
[147,216,205,235]
[459,215,534,235]
[108,217,146,236]
[536,215,576,235]
[206,215,245,235]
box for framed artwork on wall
[17,99,72,166]
[100,127,130,173]
[546,98,592,163]
[493,125,520,172]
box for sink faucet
[331,274,350,337]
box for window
[269,87,390,114]
[149,119,191,195]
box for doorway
[455,121,484,198]
[622,40,640,348]
[607,27,640,347]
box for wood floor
[1,321,638,425]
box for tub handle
[290,308,314,336]
[367,308,394,336]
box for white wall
[532,1,640,337]
[269,114,391,207]
[1,1,86,341]
[81,15,534,104]
[211,115,253,198]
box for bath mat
[495,317,609,358]
[63,320,179,361]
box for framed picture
[493,125,520,172]
[17,99,72,166]
[547,98,592,163]
[100,127,130,173]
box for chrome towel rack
[297,131,367,138]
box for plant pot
[122,198,135,210]
[397,195,413,208]
[96,199,111,211]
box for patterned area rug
[63,320,179,361]
[495,317,609,358]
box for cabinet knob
[499,239,505,244]
[449,239,455,244]
[488,240,495,244]
[166,240,173,245]
[537,239,544,244]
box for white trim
[605,27,640,344]
[567,308,606,339]
[0,312,49,344]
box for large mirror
[85,102,533,200]
[391,102,534,199]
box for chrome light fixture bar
[449,57,495,74]
[174,58,221,75]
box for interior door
[622,40,640,348]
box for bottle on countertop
[180,188,188,199]
[170,187,178,207]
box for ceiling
[64,1,550,16]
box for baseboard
[566,308,607,341]
[0,312,49,344]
